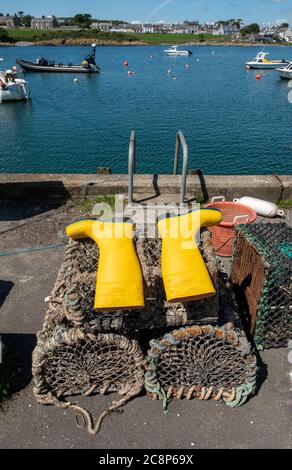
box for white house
[222,22,239,36]
[90,22,112,32]
[142,23,154,33]
[279,28,292,42]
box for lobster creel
[32,327,145,435]
[231,223,292,349]
[145,324,257,409]
[42,231,220,334]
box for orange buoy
[123,61,129,67]
[256,74,262,80]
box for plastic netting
[33,327,145,435]
[145,324,257,409]
[231,223,292,349]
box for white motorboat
[246,52,289,69]
[164,45,193,56]
[0,69,30,103]
[276,61,292,79]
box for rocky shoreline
[1,38,291,47]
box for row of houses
[0,14,291,41]
[0,14,240,35]
[90,21,240,36]
[0,14,58,29]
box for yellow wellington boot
[66,219,144,311]
[157,208,222,303]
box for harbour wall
[0,174,291,202]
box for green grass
[6,29,138,43]
[0,349,18,409]
[4,29,229,45]
[278,199,292,209]
[75,195,116,215]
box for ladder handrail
[173,131,188,204]
[128,130,136,204]
[128,130,188,205]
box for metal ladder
[128,130,189,205]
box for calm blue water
[0,45,292,174]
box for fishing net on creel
[32,327,145,436]
[145,324,257,409]
[231,223,292,350]
[41,230,220,335]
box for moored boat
[16,44,100,74]
[0,69,30,103]
[276,61,292,79]
[246,52,289,70]
[164,45,193,56]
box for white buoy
[74,78,78,83]
[233,197,285,218]
[168,69,172,74]
[172,76,177,80]
[197,59,200,62]
[212,51,215,54]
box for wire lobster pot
[231,223,292,350]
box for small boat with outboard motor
[276,61,292,79]
[16,44,100,73]
[164,45,193,56]
[0,67,30,103]
[246,51,289,69]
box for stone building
[31,15,59,30]
[0,14,21,28]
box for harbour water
[0,45,292,174]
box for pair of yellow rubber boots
[66,209,222,311]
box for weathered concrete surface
[0,174,291,202]
[0,249,291,449]
[281,175,292,200]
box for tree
[234,18,244,29]
[0,27,10,42]
[22,15,32,27]
[280,22,289,29]
[72,13,92,28]
[240,23,260,36]
[18,11,24,18]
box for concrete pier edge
[0,174,291,201]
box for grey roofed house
[0,14,21,28]
[90,22,112,31]
[283,28,292,42]
[142,23,155,33]
[31,15,59,30]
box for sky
[1,0,292,25]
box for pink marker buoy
[256,74,262,80]
[123,60,129,67]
